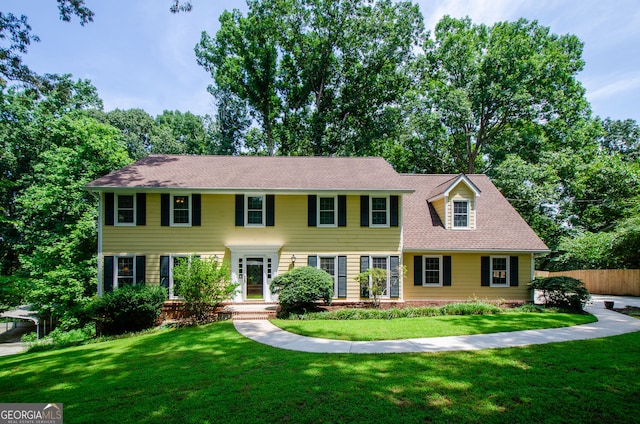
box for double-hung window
[371,256,390,296]
[116,256,135,287]
[319,256,338,293]
[172,194,191,225]
[453,200,469,228]
[116,194,135,225]
[423,256,442,286]
[371,197,389,227]
[318,196,337,227]
[491,256,508,286]
[246,195,265,226]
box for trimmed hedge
[91,285,166,335]
[270,266,334,313]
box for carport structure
[1,305,40,339]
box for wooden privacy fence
[534,269,640,296]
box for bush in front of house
[91,284,166,335]
[529,276,590,311]
[270,266,334,314]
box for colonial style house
[85,155,548,303]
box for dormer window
[453,200,469,228]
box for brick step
[219,310,277,321]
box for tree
[355,267,388,308]
[100,108,156,160]
[154,110,210,155]
[417,16,589,173]
[17,114,130,328]
[196,0,424,156]
[598,117,639,161]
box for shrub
[529,276,590,311]
[440,302,502,315]
[270,266,334,313]
[91,284,166,335]
[354,268,388,308]
[173,256,237,323]
[282,303,501,320]
[22,323,96,352]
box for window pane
[117,195,134,223]
[371,197,387,225]
[173,195,189,224]
[372,198,386,211]
[372,257,387,270]
[320,211,335,225]
[453,201,468,227]
[319,197,334,210]
[320,257,335,277]
[492,257,507,285]
[248,211,263,224]
[372,211,387,225]
[117,257,134,287]
[424,257,440,284]
[247,196,263,210]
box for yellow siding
[432,198,445,224]
[403,252,532,301]
[102,194,401,300]
[447,182,476,229]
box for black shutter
[390,195,399,227]
[136,193,146,226]
[443,256,452,286]
[105,193,114,226]
[161,194,170,226]
[192,194,201,226]
[413,255,423,286]
[360,256,370,297]
[135,256,146,285]
[266,195,275,226]
[160,256,170,290]
[308,195,317,227]
[337,256,347,298]
[360,196,369,227]
[307,255,318,267]
[338,195,347,227]
[510,256,519,286]
[235,194,244,226]
[103,256,114,293]
[390,256,400,298]
[481,256,491,286]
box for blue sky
[5,0,640,123]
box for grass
[271,312,597,340]
[0,321,638,423]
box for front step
[219,304,278,321]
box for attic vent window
[453,200,469,228]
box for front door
[246,258,264,300]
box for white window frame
[115,194,136,226]
[317,255,339,295]
[245,194,265,227]
[490,256,509,287]
[452,200,470,229]
[423,255,443,286]
[170,193,191,227]
[114,255,136,290]
[370,256,390,298]
[169,255,190,299]
[370,196,390,228]
[317,196,338,228]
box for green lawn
[0,321,638,423]
[272,312,597,340]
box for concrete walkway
[234,297,640,354]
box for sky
[4,0,640,123]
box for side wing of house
[401,174,549,302]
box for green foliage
[91,285,166,336]
[270,266,334,313]
[22,322,96,352]
[354,268,388,308]
[284,302,502,320]
[530,276,590,311]
[0,275,32,312]
[172,256,236,322]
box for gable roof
[85,155,411,193]
[402,174,549,253]
[427,173,481,201]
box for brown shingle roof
[85,155,410,192]
[402,174,549,252]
